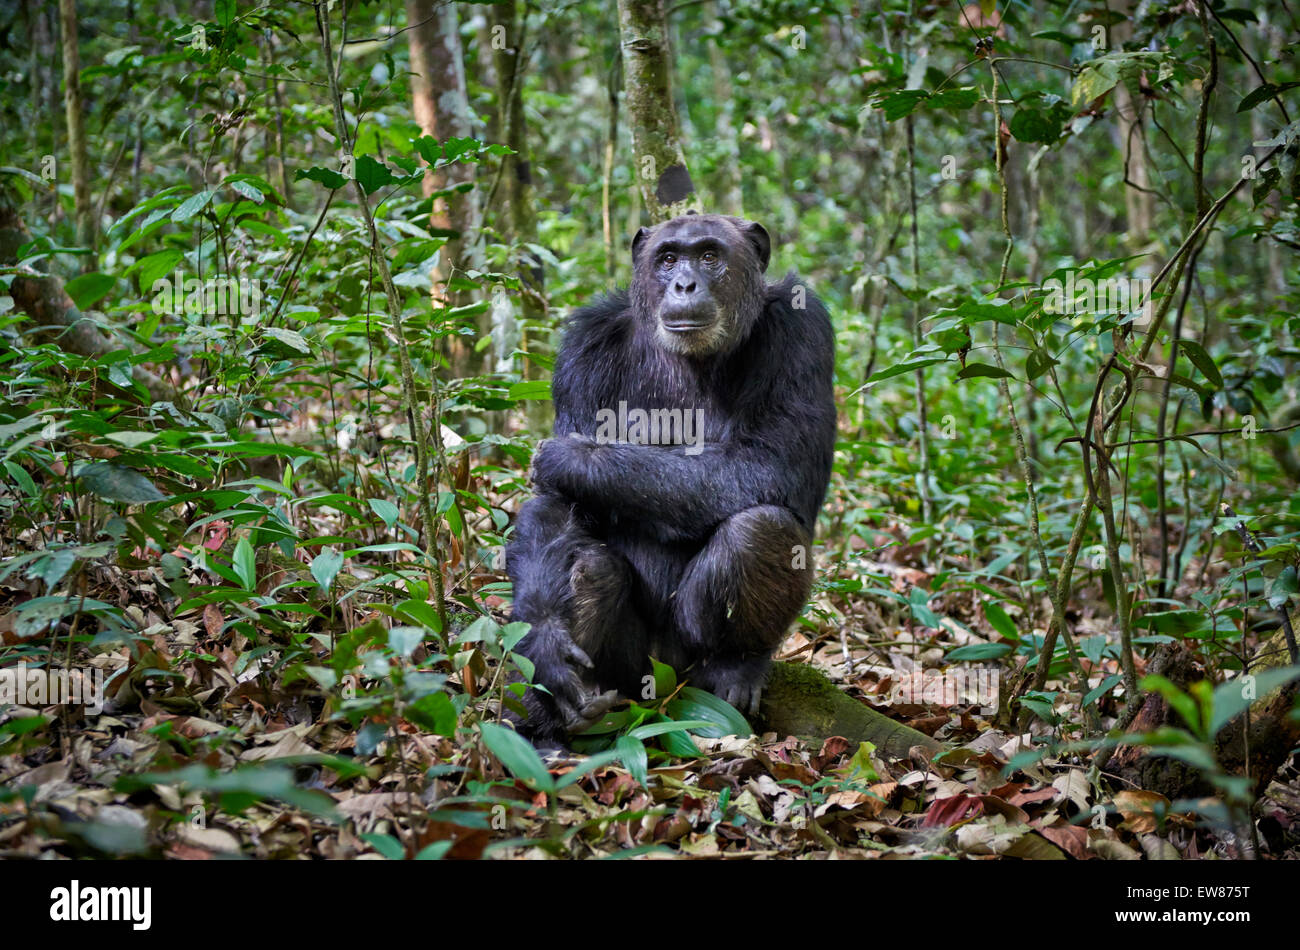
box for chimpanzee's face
[632,214,770,357]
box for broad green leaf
[1209,666,1300,738]
[360,833,405,859]
[983,601,1019,641]
[1178,340,1222,388]
[75,461,166,504]
[311,548,344,592]
[665,686,752,739]
[478,722,554,792]
[355,155,396,195]
[172,189,216,222]
[1025,347,1059,380]
[1140,674,1201,735]
[616,734,649,786]
[1083,674,1122,708]
[295,166,347,189]
[508,380,552,401]
[947,642,1012,661]
[368,498,400,528]
[408,691,457,736]
[64,272,116,310]
[256,328,312,359]
[956,362,1014,380]
[233,537,256,591]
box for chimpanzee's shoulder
[764,272,832,336]
[565,289,632,332]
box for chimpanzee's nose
[673,278,696,295]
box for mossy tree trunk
[616,0,698,223]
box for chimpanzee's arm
[535,287,835,540]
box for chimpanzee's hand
[527,623,621,733]
[530,434,599,494]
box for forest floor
[3,505,1297,860]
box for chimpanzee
[504,213,836,744]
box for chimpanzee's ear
[632,226,651,261]
[741,221,771,273]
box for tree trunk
[58,0,93,257]
[758,662,943,760]
[406,0,485,374]
[491,0,548,426]
[616,0,697,223]
[405,0,482,286]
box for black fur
[505,214,836,744]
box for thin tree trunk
[616,0,697,223]
[58,0,92,258]
[492,1,547,425]
[406,0,481,284]
[406,0,485,373]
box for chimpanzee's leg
[505,492,645,741]
[670,505,813,714]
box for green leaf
[368,498,400,528]
[478,722,554,792]
[1178,340,1222,388]
[310,548,344,592]
[355,155,397,195]
[414,841,453,860]
[1008,108,1059,144]
[135,250,185,294]
[227,179,264,204]
[983,601,1019,641]
[1071,58,1122,106]
[844,741,880,782]
[64,272,116,310]
[233,537,256,591]
[627,720,714,740]
[956,362,1014,380]
[1236,82,1300,113]
[360,833,405,860]
[650,658,676,701]
[115,763,337,819]
[172,189,216,222]
[877,89,930,120]
[1025,347,1059,380]
[74,461,165,504]
[615,735,649,786]
[295,166,348,189]
[407,692,457,736]
[14,599,69,638]
[1140,674,1201,736]
[1083,674,1122,708]
[664,686,752,739]
[508,380,552,401]
[948,642,1013,661]
[1209,666,1300,738]
[255,328,312,359]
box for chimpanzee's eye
[662,253,677,266]
[701,250,718,264]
